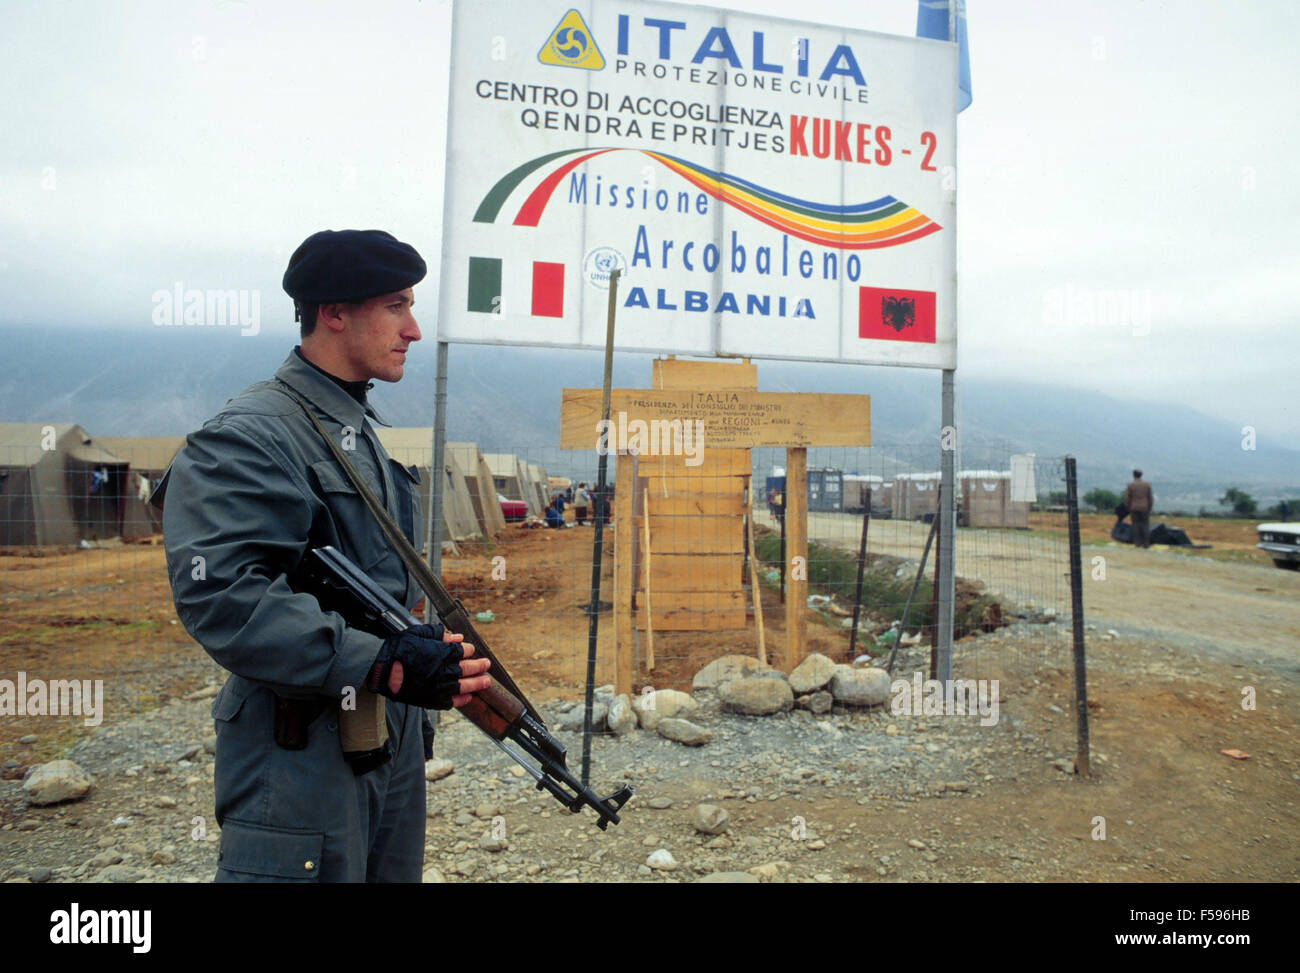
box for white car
[1256,523,1300,570]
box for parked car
[1256,522,1300,570]
[498,493,529,523]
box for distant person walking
[1124,469,1154,548]
[574,483,591,526]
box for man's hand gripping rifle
[296,546,633,829]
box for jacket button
[304,860,315,871]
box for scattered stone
[28,867,52,884]
[788,653,838,694]
[719,677,793,716]
[18,735,37,745]
[704,836,732,850]
[942,782,970,793]
[657,718,712,747]
[97,865,145,883]
[646,797,673,810]
[422,867,446,883]
[183,685,221,701]
[155,796,178,808]
[473,803,502,818]
[16,820,39,832]
[699,871,759,883]
[557,702,607,732]
[691,804,730,835]
[748,862,787,880]
[828,666,892,707]
[646,849,678,871]
[152,849,176,865]
[907,839,927,850]
[1052,758,1076,774]
[632,689,698,730]
[478,835,508,853]
[806,840,826,851]
[23,760,93,806]
[1048,704,1064,715]
[425,759,455,782]
[692,655,772,691]
[795,691,834,715]
[607,694,637,735]
[203,736,217,755]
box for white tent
[375,428,481,544]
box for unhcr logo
[596,411,704,467]
[151,281,261,336]
[538,9,605,71]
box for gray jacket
[154,349,427,702]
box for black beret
[282,229,427,305]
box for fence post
[1064,455,1092,778]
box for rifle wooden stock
[459,682,526,739]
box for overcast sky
[2,0,1296,440]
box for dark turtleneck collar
[294,346,372,404]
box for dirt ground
[1,515,1296,882]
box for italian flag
[467,257,564,318]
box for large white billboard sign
[437,0,958,367]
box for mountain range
[2,325,1295,510]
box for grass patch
[752,529,1004,641]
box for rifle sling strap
[278,381,541,722]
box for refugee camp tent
[484,453,539,516]
[0,423,131,546]
[447,442,505,538]
[374,428,480,545]
[98,436,185,539]
[524,462,551,512]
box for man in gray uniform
[154,229,491,882]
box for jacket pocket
[211,677,254,722]
[308,458,387,571]
[215,818,326,882]
[389,458,424,549]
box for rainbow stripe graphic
[473,148,942,250]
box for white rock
[607,694,637,735]
[657,718,712,747]
[646,849,678,871]
[22,760,93,806]
[719,677,793,715]
[692,655,773,691]
[788,653,837,694]
[425,759,455,782]
[828,665,892,706]
[691,804,730,835]
[632,689,697,730]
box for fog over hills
[2,325,1295,510]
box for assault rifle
[295,546,633,829]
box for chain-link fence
[2,430,1083,757]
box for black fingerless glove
[367,623,465,710]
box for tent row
[483,452,552,517]
[0,422,521,549]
